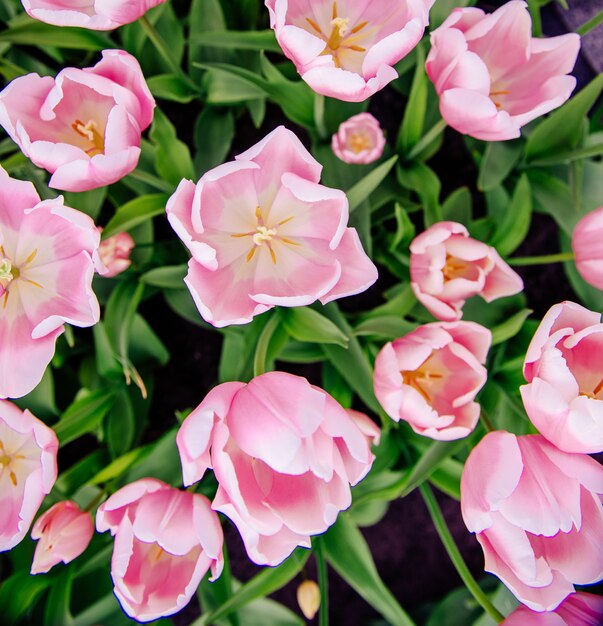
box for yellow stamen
[24,279,43,289]
[332,0,338,19]
[72,119,105,157]
[350,20,368,34]
[306,17,323,35]
[246,247,257,263]
[280,237,300,246]
[23,249,38,266]
[268,244,277,264]
[348,45,366,52]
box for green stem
[508,251,574,266]
[407,118,447,160]
[314,93,328,140]
[315,542,329,626]
[127,168,174,193]
[419,483,505,623]
[577,9,603,36]
[527,1,542,37]
[139,15,201,94]
[480,408,496,433]
[253,310,281,377]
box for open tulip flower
[0,400,58,552]
[502,592,603,625]
[521,301,603,454]
[0,49,155,192]
[167,126,377,327]
[374,321,491,440]
[426,0,580,141]
[410,221,524,322]
[30,501,94,574]
[177,372,377,566]
[21,0,166,30]
[265,0,435,102]
[0,167,100,399]
[461,431,603,612]
[96,479,224,623]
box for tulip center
[442,254,471,282]
[0,247,41,307]
[305,1,368,68]
[401,354,443,403]
[0,440,22,487]
[348,131,372,154]
[72,119,105,157]
[231,207,299,265]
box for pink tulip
[461,431,603,612]
[521,301,603,454]
[503,592,603,625]
[167,126,377,327]
[177,372,377,566]
[265,0,435,102]
[98,230,135,278]
[410,221,523,321]
[21,0,166,30]
[0,167,100,399]
[426,0,580,140]
[374,321,491,440]
[0,49,155,192]
[96,478,224,623]
[572,206,603,290]
[0,400,58,552]
[30,501,93,574]
[332,113,386,164]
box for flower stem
[419,483,505,624]
[577,9,603,36]
[314,93,328,140]
[253,310,281,377]
[508,251,574,266]
[315,542,329,626]
[139,15,201,94]
[407,118,447,160]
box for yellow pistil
[442,254,469,282]
[401,365,443,404]
[72,119,105,157]
[252,226,277,247]
[0,248,41,307]
[348,132,372,154]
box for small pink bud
[98,230,135,278]
[331,113,385,164]
[572,206,603,290]
[31,501,93,574]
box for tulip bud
[31,501,93,574]
[98,230,135,278]
[297,580,321,620]
[572,206,603,290]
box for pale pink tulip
[521,301,603,454]
[0,49,155,192]
[461,432,603,612]
[0,166,100,399]
[374,321,491,440]
[332,113,386,164]
[502,592,603,625]
[410,221,523,321]
[265,0,435,102]
[167,126,377,327]
[426,0,580,140]
[572,206,603,290]
[96,478,224,623]
[0,400,58,552]
[31,501,93,574]
[21,0,166,30]
[98,230,135,278]
[177,372,376,566]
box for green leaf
[528,170,577,235]
[87,446,148,486]
[397,161,442,226]
[193,550,310,626]
[354,316,417,340]
[189,0,229,76]
[147,74,197,103]
[0,572,52,625]
[194,107,235,174]
[63,187,107,221]
[442,187,472,223]
[93,321,121,379]
[44,568,74,626]
[430,457,463,501]
[525,74,603,161]
[140,265,187,288]
[491,308,532,346]
[190,29,281,52]
[150,108,195,185]
[320,514,416,626]
[282,307,349,347]
[0,21,111,49]
[204,68,267,104]
[104,280,145,362]
[477,140,522,192]
[53,388,117,446]
[398,43,427,155]
[102,193,169,238]
[347,155,398,212]
[489,174,532,256]
[105,389,136,458]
